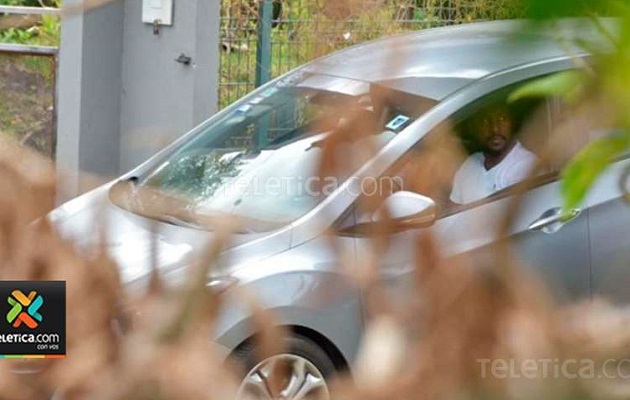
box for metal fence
[0,5,59,159]
[218,0,525,108]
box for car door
[353,178,592,306]
[584,141,630,304]
[543,97,630,305]
[438,177,591,304]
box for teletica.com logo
[6,290,43,329]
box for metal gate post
[255,0,273,87]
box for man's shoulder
[455,152,485,176]
[509,142,537,164]
[462,152,485,167]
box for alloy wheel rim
[236,354,330,400]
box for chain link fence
[219,0,526,108]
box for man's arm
[503,155,538,188]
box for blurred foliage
[508,70,587,105]
[526,0,617,19]
[424,0,527,21]
[561,132,630,212]
[1,1,630,400]
[506,0,630,212]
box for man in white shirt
[450,105,537,204]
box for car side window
[448,102,544,206]
[544,96,629,171]
[349,66,630,230]
[410,97,548,209]
[353,83,555,225]
[540,97,591,171]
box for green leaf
[508,70,586,104]
[561,131,630,212]
[527,0,615,19]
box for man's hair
[472,104,513,129]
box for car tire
[233,333,336,400]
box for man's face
[478,108,514,155]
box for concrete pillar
[119,0,220,171]
[56,0,221,199]
[56,0,124,198]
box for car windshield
[110,72,437,232]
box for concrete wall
[56,0,220,198]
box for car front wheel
[234,334,335,400]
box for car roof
[303,19,615,100]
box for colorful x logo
[7,290,43,329]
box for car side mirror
[372,191,437,228]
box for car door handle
[528,207,581,234]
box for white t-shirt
[450,142,537,204]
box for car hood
[51,184,292,286]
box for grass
[0,7,59,157]
[0,54,56,157]
[0,13,60,46]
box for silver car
[52,19,629,399]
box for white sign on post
[142,0,173,25]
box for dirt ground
[0,53,55,158]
